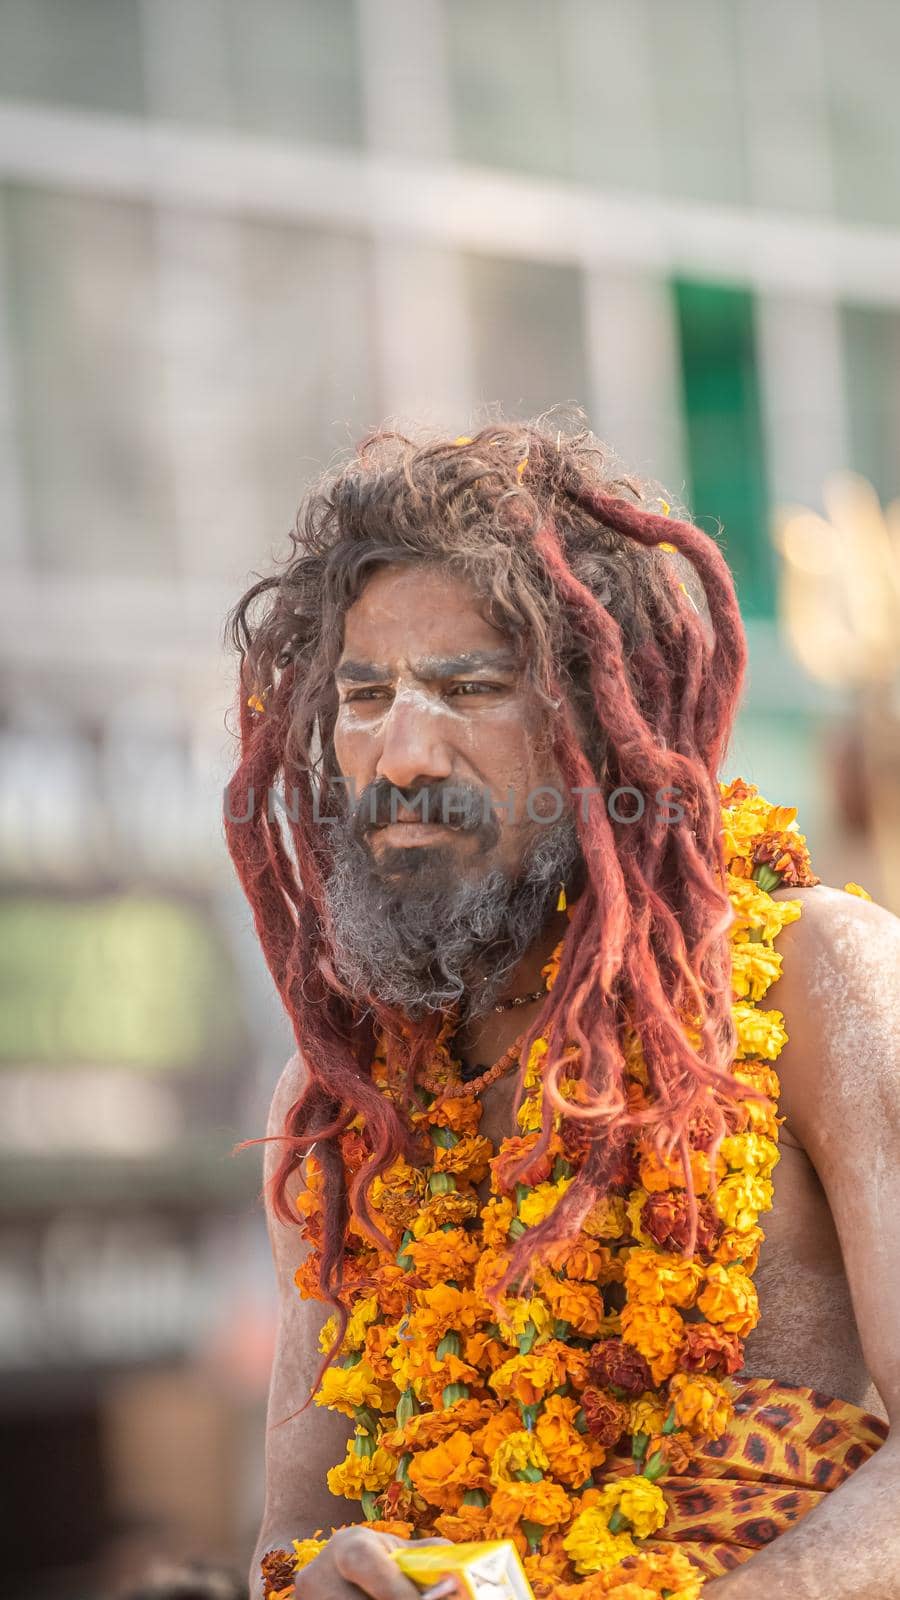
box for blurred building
[1,1,899,1595]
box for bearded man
[224,423,899,1600]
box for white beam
[3,102,900,305]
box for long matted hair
[224,416,750,1312]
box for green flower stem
[632,1430,649,1463]
[353,1406,379,1434]
[643,1448,669,1483]
[361,1490,379,1520]
[436,1331,462,1359]
[517,1320,538,1355]
[752,863,782,893]
[521,1520,545,1555]
[396,1452,413,1487]
[442,1382,469,1406]
[520,1402,540,1430]
[354,1432,376,1459]
[396,1387,419,1427]
[396,1229,414,1269]
[509,1218,527,1240]
[429,1172,456,1195]
[430,1127,460,1149]
[608,1509,629,1535]
[661,1403,678,1435]
[463,1489,488,1507]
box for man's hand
[295,1529,450,1600]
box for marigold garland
[264,781,828,1599]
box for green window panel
[674,280,774,620]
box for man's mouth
[371,820,462,847]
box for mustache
[350,779,500,845]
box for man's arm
[248,1053,356,1597]
[706,884,900,1599]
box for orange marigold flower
[407,1429,489,1509]
[697,1263,759,1337]
[489,1343,570,1405]
[434,1503,493,1541]
[542,1276,608,1336]
[491,1477,574,1530]
[669,1372,734,1440]
[623,1248,703,1309]
[405,1227,480,1285]
[427,1095,485,1134]
[619,1301,684,1384]
[482,1196,515,1246]
[581,1195,629,1239]
[490,1131,561,1194]
[432,1133,494,1180]
[473,1404,522,1459]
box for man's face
[332,562,561,880]
[322,562,581,1018]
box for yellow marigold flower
[729,939,783,1002]
[697,1263,759,1336]
[727,874,802,943]
[718,1132,780,1181]
[492,1477,574,1531]
[489,1344,570,1405]
[326,1438,395,1499]
[314,1360,382,1417]
[408,1429,489,1509]
[345,1295,379,1349]
[497,1293,553,1344]
[619,1301,684,1384]
[473,1404,522,1459]
[713,1171,774,1232]
[482,1196,515,1245]
[623,1248,703,1309]
[562,1505,638,1574]
[669,1372,735,1440]
[411,1191,480,1234]
[517,1091,544,1134]
[628,1394,669,1436]
[583,1194,629,1239]
[843,881,872,900]
[489,1428,550,1484]
[732,1001,788,1061]
[593,1475,668,1539]
[625,1188,652,1244]
[291,1537,326,1571]
[518,1177,572,1227]
[317,1314,338,1355]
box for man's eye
[343,688,389,702]
[449,681,502,696]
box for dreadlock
[224,414,750,1320]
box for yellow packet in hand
[391,1540,535,1600]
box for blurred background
[1,1,899,1595]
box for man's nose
[374,691,455,791]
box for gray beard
[322,816,581,1022]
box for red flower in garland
[641,1191,720,1254]
[752,832,820,889]
[580,1385,630,1444]
[679,1324,745,1376]
[586,1337,652,1396]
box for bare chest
[477,1080,886,1420]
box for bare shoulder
[764,883,900,1142]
